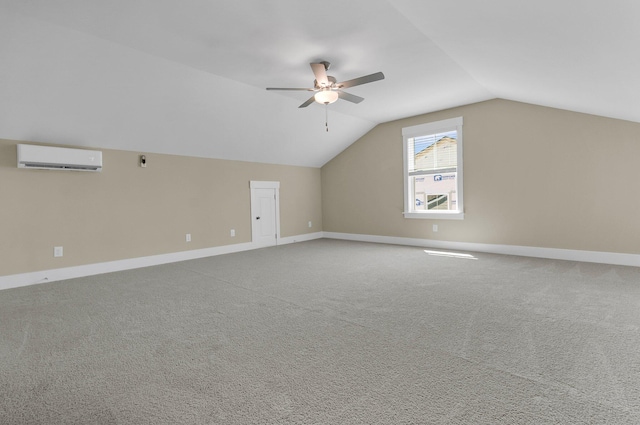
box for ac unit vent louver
[17,144,103,172]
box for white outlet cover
[54,246,63,257]
[230,229,235,237]
[186,233,191,242]
[432,224,438,232]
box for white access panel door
[250,182,280,248]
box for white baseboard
[0,232,325,291]
[4,231,637,291]
[278,232,324,245]
[322,232,640,267]
[0,242,258,291]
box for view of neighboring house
[412,135,458,210]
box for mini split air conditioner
[17,144,103,172]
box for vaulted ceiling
[1,1,638,167]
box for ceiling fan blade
[337,91,364,104]
[336,72,385,89]
[310,63,329,86]
[266,87,315,91]
[298,95,316,108]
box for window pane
[409,130,457,173]
[412,172,457,211]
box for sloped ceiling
[0,0,638,167]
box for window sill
[403,211,464,220]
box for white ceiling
[1,0,638,167]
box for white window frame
[402,116,464,220]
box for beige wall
[0,140,322,276]
[322,99,640,255]
[4,98,640,278]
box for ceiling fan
[266,61,385,108]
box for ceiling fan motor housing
[315,76,337,89]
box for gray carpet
[1,239,640,424]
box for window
[403,117,464,219]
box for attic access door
[250,181,280,248]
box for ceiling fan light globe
[314,90,339,105]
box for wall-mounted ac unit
[17,144,103,172]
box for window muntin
[403,117,463,219]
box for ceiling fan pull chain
[325,103,329,132]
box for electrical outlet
[230,229,235,237]
[308,221,312,228]
[54,246,63,257]
[186,233,191,242]
[432,224,438,232]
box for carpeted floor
[1,239,640,424]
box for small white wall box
[17,144,103,172]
